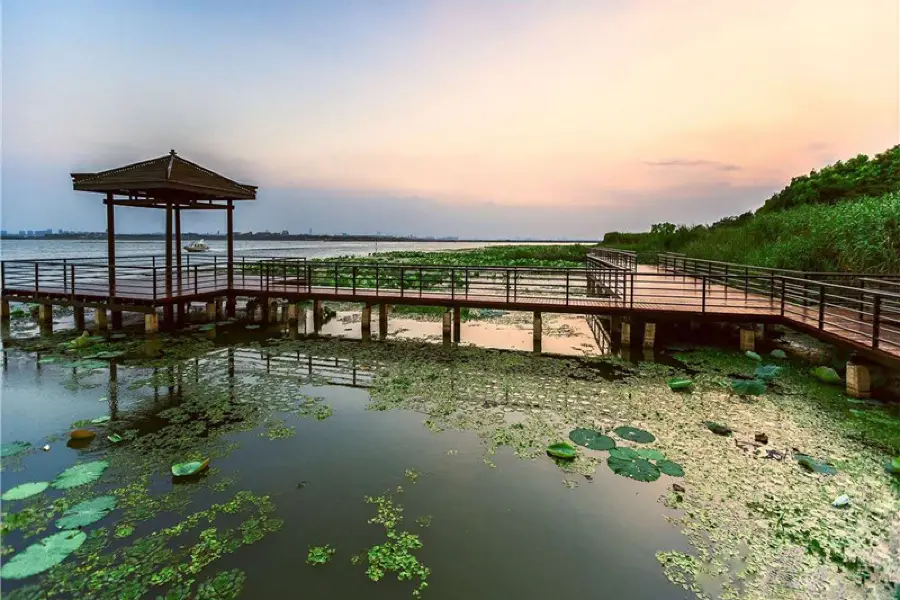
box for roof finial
[170,149,176,156]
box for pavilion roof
[71,150,257,202]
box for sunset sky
[2,0,898,238]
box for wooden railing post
[465,268,469,299]
[565,270,570,305]
[505,269,511,303]
[872,296,881,348]
[400,267,405,298]
[451,268,455,299]
[818,285,826,329]
[34,263,39,294]
[419,267,423,298]
[334,264,339,293]
[70,264,76,296]
[194,266,199,294]
[352,265,357,295]
[701,276,707,313]
[307,263,312,293]
[780,278,785,316]
[375,265,380,293]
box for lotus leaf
[636,448,666,461]
[172,459,210,477]
[607,456,660,482]
[795,454,837,475]
[884,457,900,475]
[811,366,841,385]
[107,434,123,444]
[70,429,96,440]
[199,324,216,332]
[52,460,109,490]
[832,495,850,508]
[245,325,261,330]
[613,426,655,444]
[0,530,86,579]
[568,428,616,451]
[705,422,733,436]
[91,416,110,424]
[55,495,117,529]
[754,365,782,381]
[546,442,577,460]
[96,351,124,359]
[745,351,762,361]
[770,349,787,359]
[608,447,640,460]
[656,460,685,477]
[667,377,692,391]
[730,378,767,396]
[1,482,49,501]
[1,441,31,458]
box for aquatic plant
[568,428,616,450]
[171,459,210,477]
[195,569,246,599]
[1,482,49,502]
[704,422,732,436]
[770,349,787,359]
[613,426,655,444]
[655,460,685,477]
[0,530,86,579]
[546,442,577,460]
[55,496,117,529]
[667,377,692,391]
[730,378,767,396]
[404,469,421,483]
[812,366,842,385]
[794,453,837,475]
[607,455,660,482]
[360,491,430,598]
[307,544,336,565]
[1,442,31,458]
[754,365,782,381]
[52,460,109,490]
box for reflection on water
[0,337,691,600]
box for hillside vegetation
[603,146,900,273]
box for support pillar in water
[145,312,159,334]
[1,300,9,321]
[739,327,755,352]
[74,306,85,331]
[361,304,372,341]
[442,309,451,344]
[846,362,870,399]
[621,320,631,347]
[533,311,542,353]
[453,306,461,343]
[38,304,53,324]
[313,299,323,334]
[287,303,299,323]
[206,301,218,322]
[111,309,123,330]
[96,308,109,331]
[762,323,777,340]
[379,304,388,339]
[643,322,656,349]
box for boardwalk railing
[587,248,637,271]
[2,255,899,358]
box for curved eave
[71,179,257,201]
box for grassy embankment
[603,145,900,273]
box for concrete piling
[379,304,389,339]
[533,311,542,353]
[145,312,159,334]
[739,327,755,352]
[74,306,85,331]
[846,362,870,399]
[362,304,372,341]
[643,322,656,349]
[442,310,451,344]
[96,308,108,331]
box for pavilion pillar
[106,193,123,329]
[226,200,235,317]
[164,202,175,327]
[175,206,183,295]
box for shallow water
[1,337,693,599]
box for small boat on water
[184,240,209,253]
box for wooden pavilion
[71,150,257,327]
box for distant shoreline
[1,234,599,244]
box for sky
[2,0,898,239]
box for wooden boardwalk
[2,256,898,366]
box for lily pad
[546,442,577,460]
[171,459,210,477]
[754,365,782,381]
[608,447,640,460]
[811,366,841,385]
[0,530,86,579]
[730,378,767,396]
[883,456,900,475]
[667,377,693,391]
[90,416,110,424]
[245,325,261,330]
[705,421,733,436]
[107,434,123,444]
[1,482,50,501]
[613,426,655,444]
[199,324,216,332]
[795,454,837,475]
[1,441,31,458]
[568,428,616,451]
[96,351,125,359]
[52,460,109,490]
[770,349,787,359]
[636,448,666,461]
[70,429,96,441]
[607,456,660,482]
[656,460,685,477]
[55,495,117,529]
[745,351,762,361]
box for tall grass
[605,192,900,273]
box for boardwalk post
[38,304,53,325]
[379,304,389,339]
[313,299,323,334]
[164,201,174,327]
[621,320,631,347]
[206,301,217,322]
[643,322,656,349]
[533,311,542,353]
[872,296,881,349]
[73,306,85,331]
[0,299,8,321]
[227,200,236,317]
[453,306,461,343]
[845,361,870,399]
[96,308,108,331]
[739,328,755,352]
[442,309,451,345]
[145,312,159,334]
[361,304,372,341]
[817,285,826,329]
